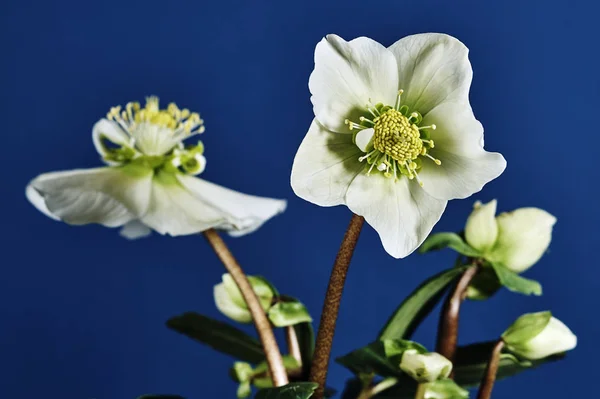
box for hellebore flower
[400,350,453,383]
[291,33,505,258]
[27,97,286,238]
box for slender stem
[436,265,479,364]
[286,326,302,368]
[309,214,365,399]
[357,377,398,399]
[476,339,505,399]
[203,228,288,387]
[414,383,427,399]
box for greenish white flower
[214,274,275,323]
[399,350,452,383]
[465,200,556,272]
[26,97,286,238]
[416,379,469,399]
[291,33,506,258]
[502,311,577,360]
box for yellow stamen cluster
[373,109,423,163]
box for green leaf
[238,381,252,399]
[268,301,312,327]
[490,263,542,296]
[378,266,469,340]
[293,322,314,377]
[253,355,300,377]
[419,232,481,257]
[255,382,318,399]
[166,312,265,364]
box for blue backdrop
[2,0,597,398]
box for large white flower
[27,97,286,238]
[291,33,506,258]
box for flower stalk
[286,326,303,368]
[476,339,505,399]
[436,264,479,364]
[310,214,365,398]
[203,228,289,387]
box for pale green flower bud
[416,379,469,399]
[502,311,577,360]
[400,350,452,383]
[213,274,275,323]
[465,200,498,252]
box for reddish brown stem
[203,229,288,387]
[476,339,505,399]
[436,265,479,363]
[309,214,365,399]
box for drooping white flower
[291,34,506,258]
[400,350,453,383]
[27,97,286,238]
[464,200,556,272]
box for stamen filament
[394,89,404,111]
[425,153,442,165]
[418,124,436,130]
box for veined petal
[309,35,399,133]
[291,120,364,207]
[419,102,506,200]
[119,220,153,240]
[388,33,472,114]
[465,200,498,252]
[488,208,557,273]
[92,119,133,160]
[27,165,153,227]
[345,173,447,258]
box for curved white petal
[488,208,557,273]
[140,171,286,237]
[418,102,506,200]
[291,120,364,207]
[309,35,399,133]
[388,33,472,114]
[92,119,133,160]
[464,200,498,252]
[355,128,374,152]
[119,220,153,240]
[27,166,153,227]
[345,173,447,258]
[26,185,59,221]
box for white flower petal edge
[140,171,287,237]
[26,166,153,227]
[309,35,399,133]
[119,220,153,240]
[388,33,473,115]
[346,173,447,258]
[291,120,364,207]
[92,119,133,161]
[419,103,506,200]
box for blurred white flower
[400,350,453,383]
[291,33,505,258]
[465,200,556,272]
[27,97,286,238]
[502,311,577,360]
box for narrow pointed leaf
[166,312,265,363]
[490,263,542,296]
[419,232,481,257]
[255,382,318,399]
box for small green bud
[214,274,275,323]
[465,199,498,252]
[231,362,254,383]
[502,311,577,360]
[236,381,252,399]
[416,379,469,399]
[400,350,452,383]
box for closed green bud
[416,379,469,399]
[400,350,452,383]
[502,311,577,360]
[213,274,275,323]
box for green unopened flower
[465,200,556,272]
[416,379,469,399]
[26,97,286,239]
[502,311,577,360]
[400,350,452,383]
[214,274,275,323]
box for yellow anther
[434,159,442,165]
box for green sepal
[238,381,252,399]
[418,232,481,257]
[501,311,552,345]
[490,262,542,296]
[254,382,319,399]
[231,362,255,382]
[268,301,312,327]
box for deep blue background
[2,0,598,398]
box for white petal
[291,120,364,207]
[522,317,577,359]
[355,128,374,152]
[141,172,286,237]
[464,200,498,252]
[119,220,153,240]
[488,208,557,273]
[309,35,398,133]
[27,166,153,227]
[419,102,506,200]
[26,185,59,221]
[345,173,447,258]
[92,119,132,160]
[388,33,472,114]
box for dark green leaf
[419,232,481,257]
[293,322,314,378]
[166,312,265,363]
[490,263,542,296]
[378,266,469,340]
[255,382,318,399]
